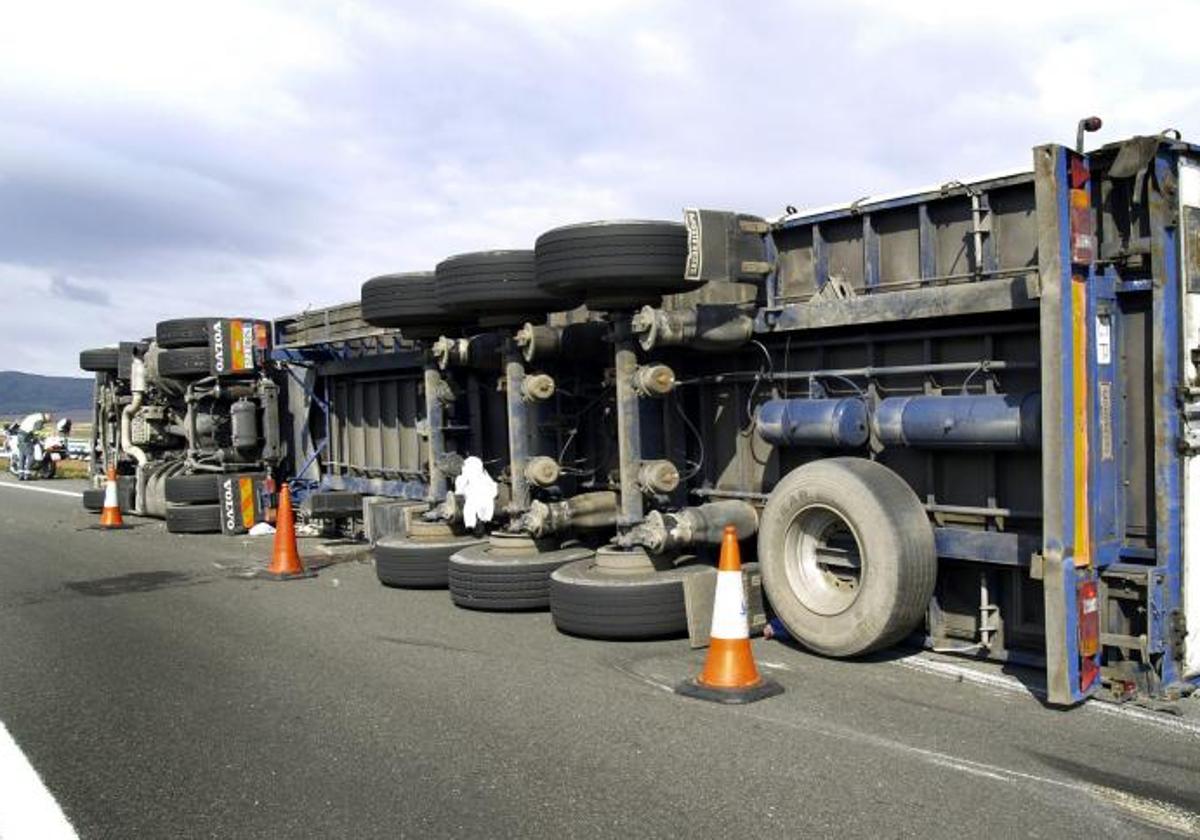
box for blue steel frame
[273,339,431,504]
[1038,145,1088,704]
[1150,151,1186,688]
[759,144,1191,705]
[1038,144,1192,703]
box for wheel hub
[784,504,864,616]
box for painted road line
[894,654,1200,739]
[740,707,1200,837]
[624,659,1200,835]
[894,653,1045,698]
[0,720,77,839]
[0,482,83,499]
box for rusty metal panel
[928,196,974,277]
[773,226,814,301]
[875,207,921,284]
[322,374,425,478]
[823,217,864,290]
[990,184,1039,272]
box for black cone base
[675,676,784,705]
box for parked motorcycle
[4,420,71,480]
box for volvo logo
[222,478,236,532]
[212,320,225,373]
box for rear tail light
[1078,578,1101,691]
[1069,157,1095,265]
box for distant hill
[0,371,93,420]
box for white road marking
[0,482,83,499]
[894,654,1200,739]
[625,658,1200,836]
[894,653,1042,696]
[0,719,78,839]
[741,707,1200,837]
[611,662,675,694]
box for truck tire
[549,558,710,640]
[534,220,695,309]
[374,534,484,588]
[79,347,120,372]
[84,478,136,512]
[448,543,593,611]
[157,347,211,378]
[165,503,222,534]
[156,318,220,349]
[361,272,460,337]
[435,250,576,317]
[304,490,363,518]
[164,474,221,504]
[758,457,936,657]
[118,476,137,512]
[82,488,104,512]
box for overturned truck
[79,318,284,534]
[159,127,1200,706]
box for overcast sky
[1,0,1198,376]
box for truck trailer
[85,124,1200,707]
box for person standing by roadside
[16,412,50,480]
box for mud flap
[218,473,267,535]
[208,319,271,377]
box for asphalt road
[2,475,1200,838]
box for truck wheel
[374,534,485,588]
[436,250,578,318]
[758,457,936,657]
[549,556,710,640]
[361,271,460,337]
[118,476,137,512]
[84,480,136,512]
[165,503,222,534]
[157,318,242,349]
[157,347,211,378]
[534,220,696,309]
[82,488,104,512]
[79,347,120,372]
[448,540,593,611]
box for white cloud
[0,0,1198,376]
[0,1,346,127]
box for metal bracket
[1177,386,1200,453]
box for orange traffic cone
[263,483,314,580]
[677,525,783,704]
[98,467,127,529]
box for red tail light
[1069,157,1095,265]
[1078,578,1101,691]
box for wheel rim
[783,504,864,616]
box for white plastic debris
[454,455,498,528]
[247,522,276,536]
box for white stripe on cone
[102,480,118,509]
[709,570,750,640]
